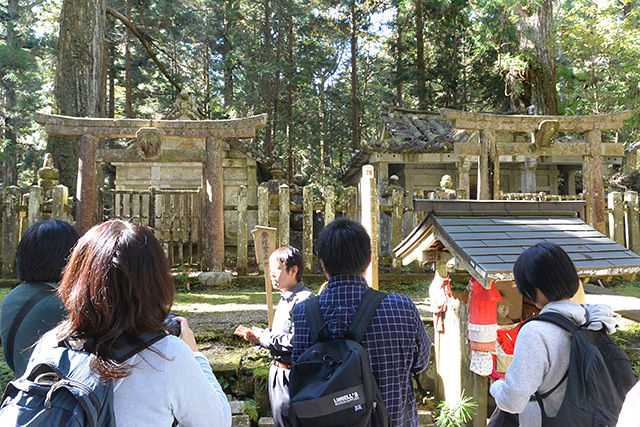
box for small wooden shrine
[394,199,640,426]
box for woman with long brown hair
[55,219,231,426]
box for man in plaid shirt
[292,218,431,427]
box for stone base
[198,271,234,287]
[258,417,274,427]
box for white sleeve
[166,343,232,427]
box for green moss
[243,399,259,423]
[252,365,270,381]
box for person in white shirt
[56,219,231,427]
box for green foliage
[243,399,259,423]
[435,393,477,427]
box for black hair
[513,242,579,304]
[315,218,371,277]
[271,246,304,282]
[15,220,79,283]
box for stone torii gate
[35,112,267,271]
[441,109,633,233]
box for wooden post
[203,136,225,271]
[625,191,640,254]
[148,187,157,229]
[608,192,624,245]
[585,129,606,233]
[28,185,44,228]
[303,185,313,274]
[237,185,248,275]
[391,188,403,273]
[325,185,335,225]
[76,134,98,235]
[52,185,68,221]
[251,226,277,327]
[361,165,377,288]
[346,187,358,221]
[279,184,290,247]
[2,186,21,278]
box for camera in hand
[164,313,181,336]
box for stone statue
[38,153,60,192]
[172,89,203,120]
[428,174,458,200]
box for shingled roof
[337,104,470,181]
[394,200,640,288]
[372,103,469,153]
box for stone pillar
[237,185,248,276]
[76,134,98,235]
[521,156,537,193]
[478,129,497,200]
[204,136,225,271]
[279,184,290,247]
[457,157,471,198]
[28,186,44,228]
[567,169,577,196]
[377,161,389,196]
[624,148,637,175]
[585,130,605,233]
[549,165,559,195]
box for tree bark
[350,1,360,150]
[415,0,426,109]
[395,5,403,106]
[124,0,132,118]
[49,0,107,192]
[517,0,558,115]
[286,3,294,182]
[2,0,19,186]
[263,0,273,157]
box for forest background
[1,0,640,193]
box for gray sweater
[490,300,616,427]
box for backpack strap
[63,332,168,363]
[112,332,167,363]
[347,288,386,343]
[521,312,580,335]
[305,297,326,344]
[5,286,56,372]
[522,312,578,423]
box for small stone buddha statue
[428,174,458,200]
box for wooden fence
[98,188,203,267]
[4,183,639,278]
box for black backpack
[0,329,165,427]
[525,312,636,427]
[289,288,391,427]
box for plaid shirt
[292,275,431,427]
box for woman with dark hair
[0,219,79,376]
[490,242,616,426]
[49,219,230,426]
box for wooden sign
[251,225,277,326]
[251,226,277,264]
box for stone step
[258,417,274,427]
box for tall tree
[515,0,558,115]
[48,0,107,191]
